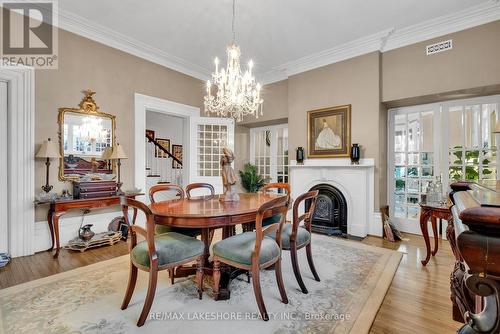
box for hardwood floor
[0,232,462,333]
[364,233,462,334]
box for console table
[36,193,141,258]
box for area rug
[0,235,401,334]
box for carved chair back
[292,190,319,240]
[186,182,215,199]
[253,195,290,262]
[120,197,158,269]
[261,182,290,195]
[149,184,185,203]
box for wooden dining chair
[120,197,205,327]
[149,183,185,203]
[149,184,201,284]
[262,182,291,195]
[268,190,320,294]
[212,195,290,321]
[186,182,215,199]
[262,183,291,222]
[149,184,200,236]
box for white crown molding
[279,29,393,78]
[9,1,500,86]
[10,0,211,81]
[383,0,500,51]
[262,0,500,85]
[56,8,211,81]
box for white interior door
[187,117,235,195]
[388,103,441,235]
[0,81,8,253]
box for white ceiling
[57,0,499,83]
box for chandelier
[204,0,263,122]
[79,116,106,143]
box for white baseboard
[369,211,383,237]
[34,210,124,253]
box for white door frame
[0,65,35,257]
[134,93,200,199]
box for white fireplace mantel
[290,158,375,168]
[289,158,381,238]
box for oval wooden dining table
[149,192,286,300]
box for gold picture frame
[57,90,116,181]
[307,104,351,158]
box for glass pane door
[250,124,289,188]
[446,102,498,183]
[389,104,440,234]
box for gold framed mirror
[58,90,116,181]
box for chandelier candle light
[204,0,263,122]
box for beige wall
[35,28,204,220]
[240,79,289,126]
[382,20,500,102]
[288,52,383,209]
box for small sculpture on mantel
[220,147,240,202]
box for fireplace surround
[290,158,380,238]
[306,183,348,236]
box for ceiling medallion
[204,0,263,122]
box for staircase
[145,134,183,189]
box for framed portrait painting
[307,105,351,158]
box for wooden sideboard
[36,193,141,258]
[448,181,500,334]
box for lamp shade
[109,143,128,159]
[35,138,60,159]
[494,121,500,133]
[101,147,113,159]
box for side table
[419,202,452,266]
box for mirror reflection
[58,90,116,181]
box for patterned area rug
[0,235,401,334]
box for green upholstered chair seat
[213,232,280,266]
[155,224,201,237]
[131,232,203,268]
[261,214,281,227]
[267,224,310,249]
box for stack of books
[0,253,10,268]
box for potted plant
[239,163,266,193]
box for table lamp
[109,143,127,194]
[101,147,113,170]
[494,121,500,133]
[35,138,60,193]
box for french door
[388,103,441,234]
[250,124,289,186]
[187,116,235,195]
[388,95,499,235]
[0,81,8,252]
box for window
[197,124,228,177]
[250,124,289,185]
[389,95,499,233]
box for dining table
[149,192,287,300]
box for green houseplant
[239,163,266,193]
[449,146,493,181]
